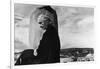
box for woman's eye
[39,22,42,24]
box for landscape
[14,48,94,63]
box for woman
[15,6,60,65]
[36,6,61,64]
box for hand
[34,49,38,56]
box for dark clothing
[15,49,39,65]
[37,25,60,64]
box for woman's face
[37,14,50,30]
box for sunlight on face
[37,14,50,30]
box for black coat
[15,49,40,65]
[37,25,61,64]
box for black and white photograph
[14,3,94,66]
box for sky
[14,3,94,52]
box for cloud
[59,16,94,49]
